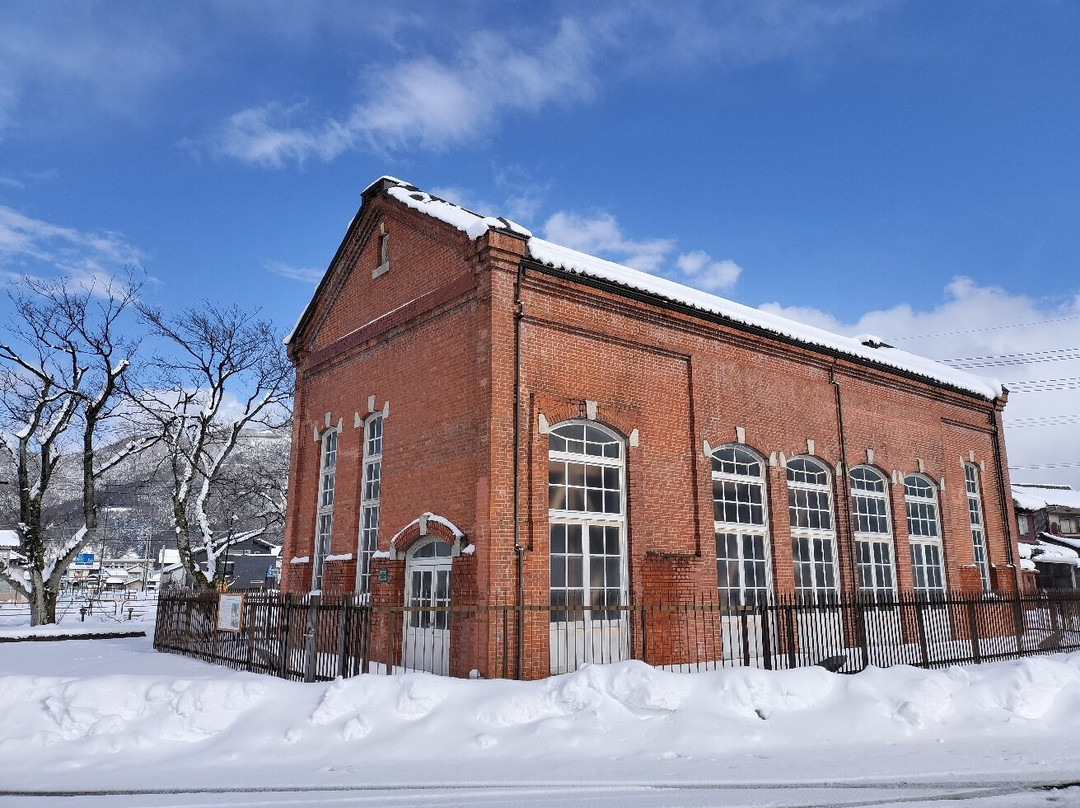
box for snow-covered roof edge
[287,177,1003,401]
[1013,484,1080,512]
[525,237,1001,400]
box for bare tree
[0,275,151,624]
[133,303,293,591]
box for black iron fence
[153,589,1080,682]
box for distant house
[0,529,22,603]
[1013,484,1080,589]
[160,533,281,591]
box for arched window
[712,445,771,607]
[964,463,991,591]
[548,422,625,622]
[904,474,946,596]
[356,414,383,597]
[787,456,838,601]
[850,466,895,597]
[312,428,338,592]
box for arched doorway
[403,538,452,675]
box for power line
[1005,376,1080,393]
[886,313,1080,341]
[1006,414,1080,429]
[1010,461,1080,470]
[941,346,1080,369]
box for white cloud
[0,204,144,291]
[266,261,324,284]
[676,250,743,292]
[543,211,674,273]
[541,210,748,294]
[210,18,594,167]
[760,278,1080,490]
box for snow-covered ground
[1,604,1080,807]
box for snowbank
[2,636,1080,792]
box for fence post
[303,594,321,683]
[914,595,930,668]
[966,596,981,664]
[385,605,395,675]
[855,594,869,671]
[784,599,797,669]
[278,594,293,678]
[760,600,773,670]
[337,594,350,679]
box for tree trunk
[29,572,57,626]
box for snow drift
[2,641,1080,791]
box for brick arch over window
[537,400,636,445]
[389,513,466,559]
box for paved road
[4,779,1079,808]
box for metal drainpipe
[830,365,858,594]
[512,260,525,680]
[989,403,1018,586]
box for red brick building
[282,177,1020,678]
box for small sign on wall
[217,593,244,632]
[377,568,389,583]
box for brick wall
[282,186,1019,677]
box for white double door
[403,540,451,675]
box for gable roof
[291,177,1003,401]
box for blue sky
[2,0,1079,486]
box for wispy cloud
[541,209,747,294]
[266,261,324,284]
[208,18,594,167]
[676,250,743,292]
[543,211,674,273]
[0,204,144,290]
[429,171,548,228]
[760,278,1080,488]
[0,6,183,132]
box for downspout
[830,365,858,593]
[989,400,1018,588]
[512,260,525,680]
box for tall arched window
[548,422,625,621]
[964,463,991,591]
[312,428,338,592]
[712,445,771,607]
[356,414,383,597]
[787,456,838,601]
[904,474,946,596]
[850,466,895,597]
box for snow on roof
[1046,534,1080,551]
[1019,538,1080,567]
[0,529,19,549]
[292,177,1003,400]
[1012,484,1080,512]
[525,236,1001,399]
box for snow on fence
[153,589,1080,682]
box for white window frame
[850,466,896,597]
[964,463,991,592]
[787,456,839,601]
[313,428,338,592]
[712,444,772,608]
[356,414,383,597]
[904,474,947,597]
[547,421,626,623]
